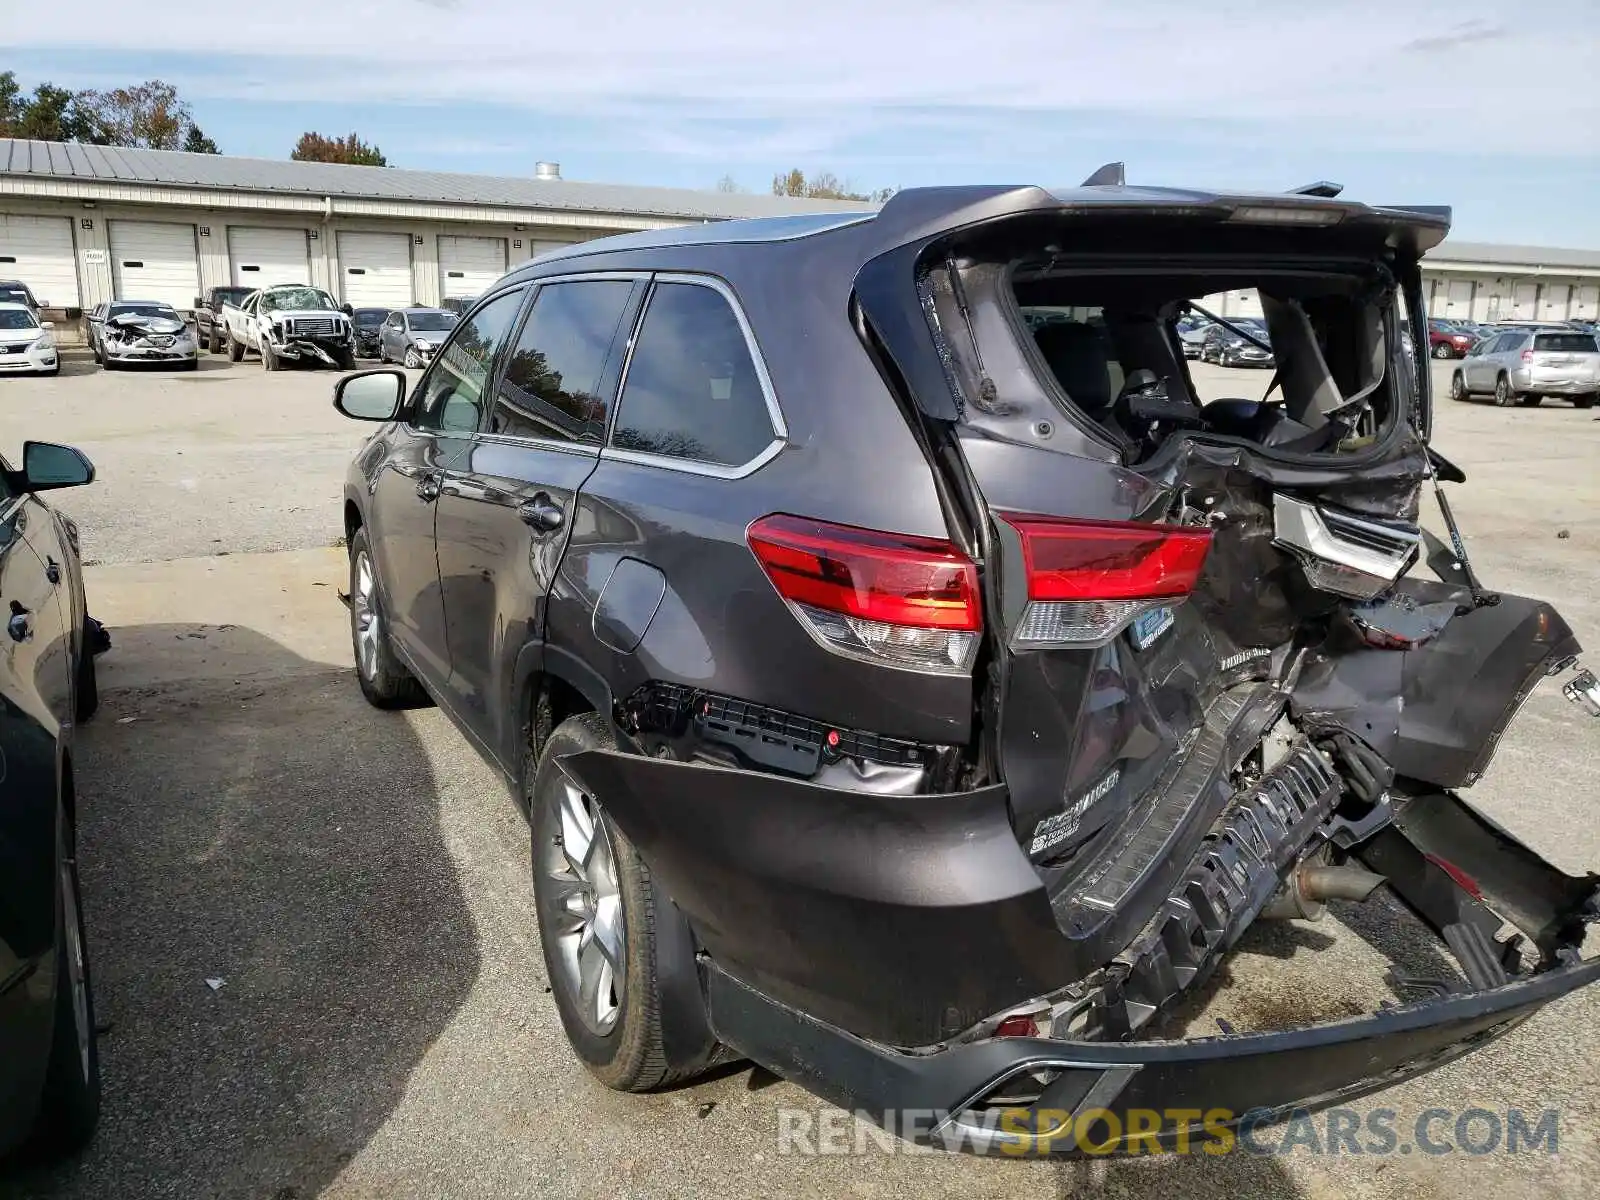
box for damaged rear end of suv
[339,171,1600,1156]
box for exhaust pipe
[1261,862,1386,922]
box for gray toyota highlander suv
[331,175,1600,1155]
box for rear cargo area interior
[1006,265,1406,460]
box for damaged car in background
[222,284,357,371]
[333,170,1600,1157]
[87,300,199,371]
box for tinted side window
[489,280,635,445]
[612,282,775,467]
[411,290,524,435]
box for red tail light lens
[998,514,1213,649]
[748,514,981,674]
[1001,514,1213,601]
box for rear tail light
[747,514,981,675]
[998,514,1213,649]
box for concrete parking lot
[1,354,1597,1199]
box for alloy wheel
[540,773,626,1035]
[352,550,380,681]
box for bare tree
[771,168,893,203]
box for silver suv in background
[1449,326,1600,408]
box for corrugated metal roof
[0,139,876,222]
[1425,240,1600,269]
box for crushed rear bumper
[707,953,1600,1154]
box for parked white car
[222,285,357,371]
[0,302,59,375]
[87,300,199,370]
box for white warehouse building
[1,139,1596,328]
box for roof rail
[1081,162,1126,187]
[1289,181,1344,198]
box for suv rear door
[433,275,645,765]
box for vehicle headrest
[1033,322,1113,413]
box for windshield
[0,309,39,331]
[110,303,178,320]
[260,287,338,313]
[354,308,388,328]
[408,312,458,332]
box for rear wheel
[27,810,100,1157]
[530,713,690,1092]
[1518,393,1542,407]
[1494,374,1515,407]
[1432,342,1453,359]
[1450,371,1469,402]
[348,528,426,708]
[1573,394,1596,410]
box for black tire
[529,713,693,1092]
[208,329,223,354]
[182,358,199,372]
[262,344,278,372]
[1494,374,1516,407]
[100,357,117,372]
[1518,393,1542,408]
[1432,342,1453,359]
[336,348,357,371]
[74,622,99,724]
[1450,371,1470,402]
[27,811,101,1158]
[227,334,244,363]
[348,527,426,709]
[1573,394,1596,410]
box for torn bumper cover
[560,745,1600,1154]
[103,312,197,361]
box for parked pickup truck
[193,286,255,354]
[222,284,357,370]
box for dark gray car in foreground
[332,173,1600,1155]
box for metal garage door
[337,232,413,307]
[110,221,200,309]
[1574,286,1599,321]
[1510,282,1540,320]
[228,226,310,288]
[437,235,507,301]
[1538,284,1571,322]
[1442,280,1475,320]
[0,214,80,308]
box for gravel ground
[0,357,1596,1198]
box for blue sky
[8,1,1599,247]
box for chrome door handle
[416,474,442,502]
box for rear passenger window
[489,280,635,445]
[611,282,775,468]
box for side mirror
[194,295,206,309]
[341,303,355,316]
[40,320,54,329]
[334,369,407,422]
[36,300,48,309]
[21,442,95,491]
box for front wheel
[404,347,421,369]
[1450,371,1470,402]
[1494,375,1516,407]
[1518,393,1542,408]
[348,528,426,709]
[1432,342,1453,359]
[336,348,357,371]
[208,329,223,354]
[530,713,696,1092]
[262,344,279,372]
[228,334,244,363]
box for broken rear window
[920,245,1407,464]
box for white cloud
[9,0,1599,156]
